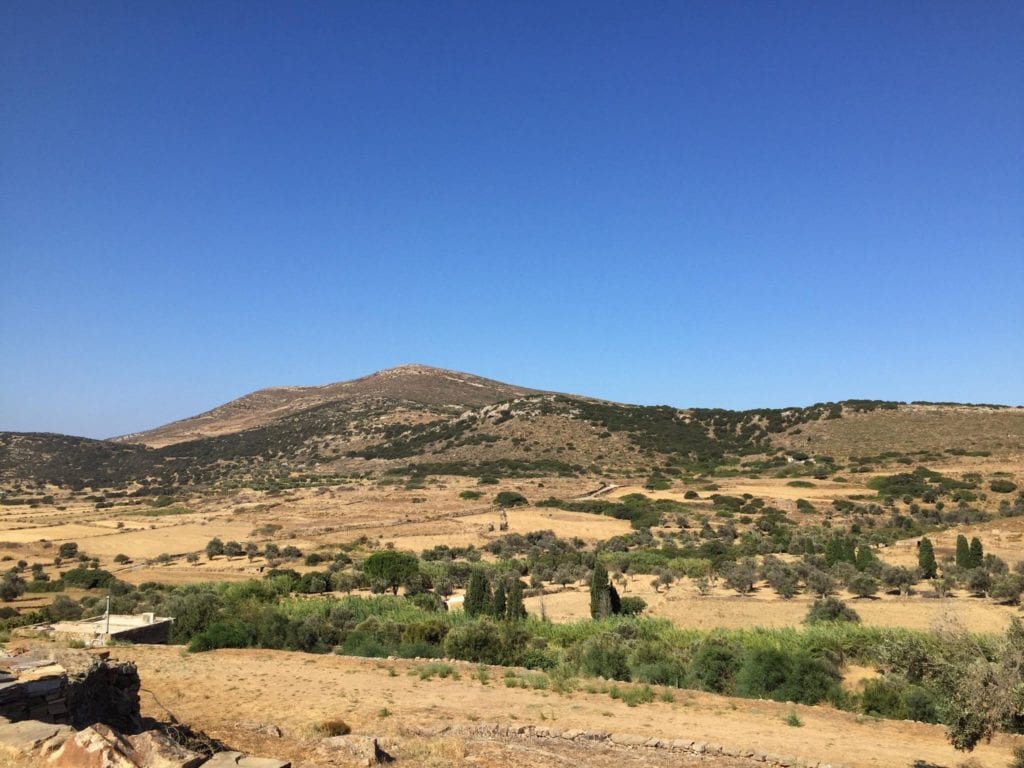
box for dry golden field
[108,644,1023,768]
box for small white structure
[46,612,173,647]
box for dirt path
[113,646,1022,768]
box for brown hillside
[114,364,543,447]
[772,403,1024,458]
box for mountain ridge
[113,363,546,448]
[2,364,1022,492]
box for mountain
[2,365,1022,492]
[114,364,542,447]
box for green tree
[57,542,79,560]
[848,574,878,599]
[968,537,984,569]
[590,561,611,618]
[0,571,26,602]
[505,578,526,621]
[491,579,507,618]
[918,537,937,579]
[955,535,970,569]
[464,570,492,618]
[363,551,419,595]
[855,545,877,572]
[205,537,225,560]
[805,596,860,624]
[223,540,244,558]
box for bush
[618,596,647,615]
[494,491,528,508]
[188,620,255,652]
[805,597,860,624]
[312,719,350,737]
[459,490,482,500]
[990,479,1017,494]
[736,648,840,705]
[61,567,115,589]
[443,619,528,665]
[571,632,630,681]
[848,575,878,599]
[689,638,738,693]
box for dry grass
[112,645,1023,768]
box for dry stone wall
[415,721,851,768]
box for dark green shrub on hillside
[861,676,939,723]
[189,619,255,652]
[990,479,1017,493]
[618,596,647,615]
[443,619,529,665]
[495,491,528,508]
[571,632,630,681]
[804,597,860,624]
[458,490,482,500]
[689,638,739,693]
[735,648,841,705]
[61,567,115,589]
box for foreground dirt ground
[112,645,1022,768]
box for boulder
[127,730,205,768]
[0,719,74,756]
[47,724,136,768]
[49,725,206,768]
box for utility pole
[105,594,111,637]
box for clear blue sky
[2,2,1022,438]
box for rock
[256,724,282,738]
[237,758,291,768]
[127,730,205,768]
[48,724,136,768]
[609,733,647,747]
[643,737,661,748]
[670,739,692,751]
[318,735,390,765]
[582,730,609,741]
[199,752,244,767]
[0,719,74,756]
[560,729,583,740]
[48,724,206,768]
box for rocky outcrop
[47,723,204,768]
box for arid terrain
[1,366,1022,767]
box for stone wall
[414,721,852,768]
[0,647,141,733]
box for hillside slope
[1,365,1021,491]
[114,364,542,447]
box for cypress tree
[590,561,609,619]
[969,537,984,569]
[917,537,937,579]
[465,570,491,618]
[505,578,526,621]
[955,534,970,569]
[491,579,507,618]
[608,582,621,614]
[824,536,845,567]
[855,545,876,572]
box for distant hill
[114,364,542,447]
[2,365,1022,492]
